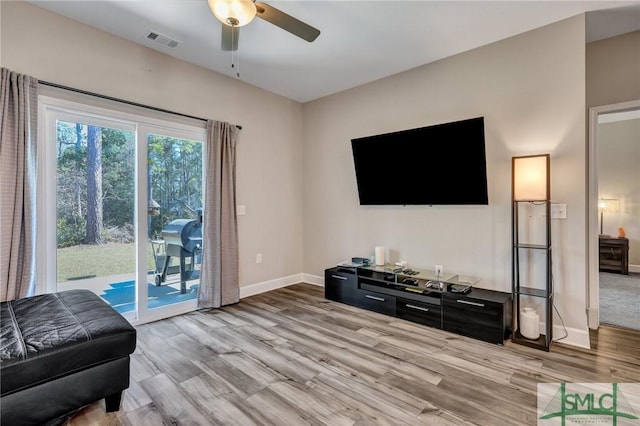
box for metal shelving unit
[512,154,553,351]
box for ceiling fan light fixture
[208,0,256,27]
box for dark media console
[325,265,512,345]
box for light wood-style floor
[69,283,640,425]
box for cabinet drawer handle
[365,295,385,302]
[406,304,429,312]
[456,300,485,308]
[331,275,348,281]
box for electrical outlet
[435,265,443,277]
[256,253,262,264]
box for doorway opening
[588,100,640,331]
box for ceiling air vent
[146,31,180,48]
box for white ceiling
[26,1,640,103]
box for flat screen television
[351,117,488,205]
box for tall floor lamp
[512,154,553,351]
[598,198,619,237]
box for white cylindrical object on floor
[520,307,540,340]
[375,246,385,266]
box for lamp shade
[208,0,256,27]
[598,198,619,212]
[512,154,550,201]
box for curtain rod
[40,80,242,130]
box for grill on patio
[153,214,202,294]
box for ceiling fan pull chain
[231,50,235,74]
[234,25,240,78]
[236,49,240,78]
[230,24,238,77]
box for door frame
[587,99,640,329]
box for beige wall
[587,30,640,108]
[1,1,304,288]
[303,15,589,344]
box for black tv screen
[351,117,488,205]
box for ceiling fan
[207,0,321,51]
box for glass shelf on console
[445,275,481,289]
[356,263,453,281]
[337,262,480,295]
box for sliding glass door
[143,131,203,314]
[39,96,204,324]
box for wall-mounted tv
[351,117,488,205]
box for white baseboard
[239,273,324,300]
[553,324,591,349]
[630,264,640,274]
[239,273,305,299]
[302,273,323,286]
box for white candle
[375,246,385,266]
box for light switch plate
[551,203,567,219]
[237,205,246,216]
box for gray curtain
[198,120,239,308]
[0,68,38,302]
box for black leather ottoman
[1,289,137,425]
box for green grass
[57,242,156,282]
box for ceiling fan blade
[255,2,320,43]
[221,25,239,51]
